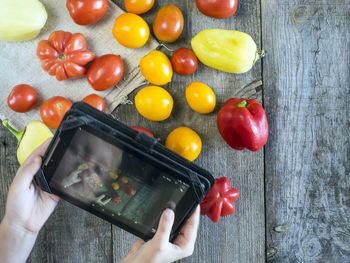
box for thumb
[154,209,175,244]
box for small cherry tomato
[125,184,137,196]
[82,94,106,112]
[7,84,38,113]
[125,0,154,14]
[171,48,198,76]
[135,86,173,121]
[40,96,72,129]
[186,82,216,114]
[67,0,108,25]
[87,54,124,91]
[112,196,122,203]
[139,50,173,86]
[130,126,154,137]
[165,127,202,161]
[196,0,238,19]
[112,182,120,190]
[112,13,150,48]
[153,4,184,43]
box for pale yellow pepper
[191,29,265,74]
[2,119,53,164]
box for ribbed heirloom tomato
[124,0,154,14]
[82,94,106,112]
[112,13,150,48]
[7,84,38,113]
[37,30,95,81]
[40,96,72,129]
[67,0,108,25]
[87,54,124,91]
[135,86,173,121]
[139,50,173,86]
[165,127,202,161]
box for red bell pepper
[200,177,240,223]
[217,98,268,151]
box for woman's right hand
[120,206,200,263]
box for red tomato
[196,0,238,19]
[153,4,184,43]
[7,84,38,113]
[171,48,198,75]
[40,96,72,129]
[66,0,108,25]
[130,126,154,137]
[82,94,106,112]
[87,54,124,91]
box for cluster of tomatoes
[7,0,238,162]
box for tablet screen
[50,129,190,234]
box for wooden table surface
[1,0,349,262]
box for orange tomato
[40,96,72,129]
[153,4,184,43]
[112,13,150,48]
[186,82,216,114]
[139,50,173,86]
[165,127,202,161]
[124,0,154,14]
[82,94,106,112]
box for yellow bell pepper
[191,29,264,74]
[2,119,53,164]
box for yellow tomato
[139,50,173,86]
[185,82,216,114]
[112,13,149,48]
[112,182,120,190]
[125,0,154,14]
[165,127,202,161]
[135,86,173,121]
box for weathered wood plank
[262,0,350,262]
[112,0,265,262]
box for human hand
[3,138,60,235]
[120,206,200,263]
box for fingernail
[164,209,174,220]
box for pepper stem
[236,100,249,108]
[2,119,23,143]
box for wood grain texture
[262,0,350,262]
[111,0,265,262]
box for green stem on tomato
[2,119,23,143]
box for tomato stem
[2,119,23,143]
[58,54,66,61]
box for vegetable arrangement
[2,0,269,223]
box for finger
[129,238,145,253]
[22,138,52,165]
[173,206,200,249]
[15,139,52,188]
[153,208,175,244]
[41,190,60,203]
[16,138,52,175]
[13,156,42,189]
